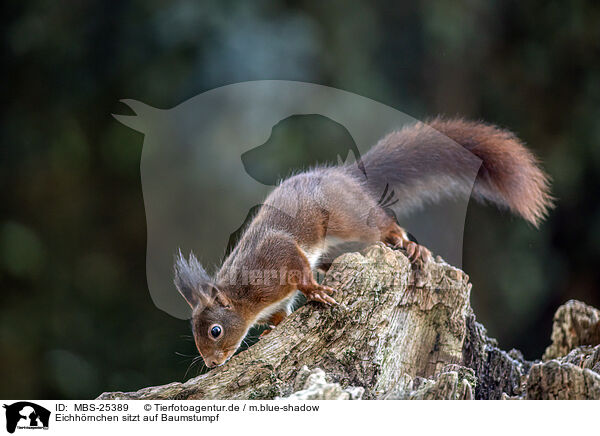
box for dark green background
[2,1,599,398]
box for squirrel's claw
[386,237,432,266]
[403,241,432,264]
[303,284,338,306]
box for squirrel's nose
[202,358,216,368]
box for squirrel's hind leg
[380,221,432,287]
[376,215,432,265]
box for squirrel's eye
[209,324,222,339]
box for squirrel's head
[174,251,247,368]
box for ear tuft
[173,249,211,309]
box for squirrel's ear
[213,288,232,309]
[173,250,211,309]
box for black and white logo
[3,402,50,433]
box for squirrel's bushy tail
[352,117,553,226]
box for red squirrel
[174,118,553,368]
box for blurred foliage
[1,0,599,398]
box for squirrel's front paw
[301,284,338,305]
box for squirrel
[173,117,553,368]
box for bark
[525,301,600,400]
[98,244,600,400]
[542,299,600,361]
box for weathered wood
[383,364,476,400]
[99,243,471,399]
[526,357,600,400]
[462,314,531,399]
[542,299,600,361]
[97,245,600,400]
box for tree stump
[98,244,600,400]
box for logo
[113,81,481,318]
[3,402,50,433]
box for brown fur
[354,117,554,226]
[174,118,553,368]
